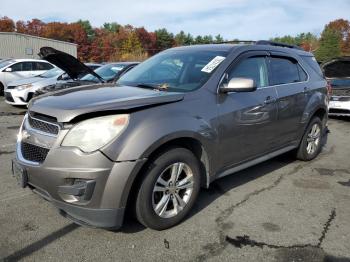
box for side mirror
[4,67,12,72]
[220,77,257,93]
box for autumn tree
[135,27,157,55]
[0,16,15,32]
[327,19,350,55]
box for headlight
[61,114,129,153]
[16,84,33,91]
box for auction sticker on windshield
[201,56,226,73]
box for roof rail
[216,40,256,44]
[255,40,303,50]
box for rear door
[217,52,279,168]
[268,53,309,146]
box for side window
[9,63,22,72]
[22,62,32,71]
[269,57,300,85]
[34,62,53,70]
[228,56,268,88]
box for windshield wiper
[135,83,168,91]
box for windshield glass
[40,68,64,78]
[117,50,227,92]
[330,79,350,88]
[80,63,127,82]
[0,59,13,69]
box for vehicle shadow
[329,115,350,122]
[121,152,297,233]
[187,152,297,220]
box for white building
[0,32,77,59]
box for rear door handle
[264,96,276,105]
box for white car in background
[4,67,64,106]
[0,58,54,95]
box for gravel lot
[0,99,349,262]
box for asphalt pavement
[0,100,349,262]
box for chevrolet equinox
[12,41,328,230]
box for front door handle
[264,96,276,105]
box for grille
[332,89,350,96]
[331,96,350,101]
[329,108,350,114]
[21,142,49,163]
[5,92,14,102]
[28,115,59,135]
[6,86,15,90]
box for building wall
[0,32,77,59]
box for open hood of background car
[322,57,350,78]
[39,47,104,82]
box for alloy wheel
[152,162,194,218]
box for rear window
[302,56,324,77]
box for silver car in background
[323,57,350,116]
[4,67,64,106]
[0,59,54,95]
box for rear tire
[135,147,201,230]
[296,117,323,161]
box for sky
[1,0,350,40]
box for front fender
[101,104,218,162]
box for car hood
[38,47,103,81]
[8,76,42,87]
[29,84,185,122]
[322,57,350,78]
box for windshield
[0,59,13,69]
[39,68,64,78]
[117,50,227,92]
[330,79,350,88]
[80,63,127,82]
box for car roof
[9,58,52,63]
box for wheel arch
[122,136,211,215]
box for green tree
[315,27,341,63]
[103,22,121,33]
[215,34,224,43]
[155,28,174,50]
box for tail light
[326,80,332,97]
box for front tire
[135,147,201,230]
[296,117,323,161]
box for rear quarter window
[301,56,324,78]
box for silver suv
[12,42,328,230]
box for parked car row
[2,48,139,106]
